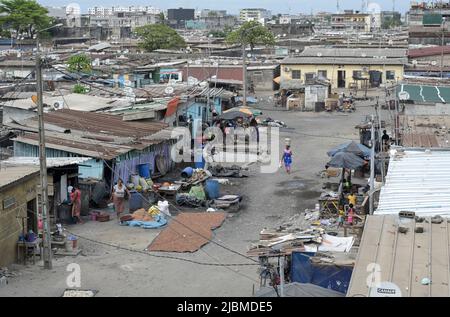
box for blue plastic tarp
[327,141,371,159]
[125,215,167,229]
[290,252,353,294]
[235,96,258,104]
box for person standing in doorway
[281,145,293,174]
[70,186,83,224]
[111,178,129,221]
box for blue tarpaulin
[290,252,353,294]
[125,215,167,229]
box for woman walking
[70,186,83,224]
[281,145,293,174]
[111,178,130,221]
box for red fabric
[165,97,181,118]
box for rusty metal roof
[11,109,169,160]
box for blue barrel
[205,180,220,199]
[128,190,142,212]
[194,156,206,169]
[181,167,194,178]
[138,163,151,178]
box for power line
[48,83,259,265]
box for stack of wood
[247,227,325,257]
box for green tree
[0,0,52,38]
[67,54,92,73]
[158,12,165,21]
[135,24,186,52]
[226,21,275,52]
[73,84,87,94]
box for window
[305,72,315,81]
[292,70,301,79]
[386,70,396,80]
[353,70,363,79]
[318,70,327,79]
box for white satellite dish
[233,60,239,65]
[361,53,367,57]
[398,91,410,101]
[164,86,174,95]
[412,60,418,65]
[317,52,323,57]
[195,60,202,65]
[431,61,437,66]
[53,101,64,110]
[367,2,382,14]
[187,76,198,85]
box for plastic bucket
[137,163,151,178]
[181,167,194,178]
[205,180,220,200]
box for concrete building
[239,8,271,24]
[407,1,450,26]
[199,9,227,18]
[88,5,161,16]
[331,10,371,32]
[168,8,195,21]
[0,165,39,267]
[280,47,407,89]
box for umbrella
[327,152,367,170]
[219,110,252,120]
[327,141,371,159]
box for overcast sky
[37,0,411,14]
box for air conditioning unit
[53,101,64,110]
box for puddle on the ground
[278,180,307,190]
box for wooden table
[157,184,182,196]
[318,198,340,214]
[17,238,42,265]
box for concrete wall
[0,175,39,267]
[280,63,404,89]
[2,106,36,126]
[404,103,450,116]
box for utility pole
[279,256,285,297]
[242,43,247,107]
[35,33,52,270]
[34,23,62,270]
[441,18,446,79]
[369,114,375,215]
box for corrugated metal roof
[0,157,91,168]
[299,47,407,58]
[10,109,169,160]
[347,215,450,297]
[0,165,39,189]
[375,148,450,217]
[398,84,450,103]
[282,57,407,65]
[408,46,450,58]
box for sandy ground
[0,91,387,297]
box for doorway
[27,199,37,233]
[338,70,346,88]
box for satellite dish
[187,77,198,85]
[164,86,174,95]
[398,91,410,101]
[431,61,437,66]
[412,60,418,65]
[367,2,382,14]
[361,53,367,57]
[317,52,323,57]
[53,101,64,109]
[233,60,239,65]
[195,60,202,65]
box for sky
[37,0,412,14]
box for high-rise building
[167,8,195,21]
[239,8,271,24]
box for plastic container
[131,175,140,187]
[205,180,220,200]
[128,190,142,212]
[181,167,194,178]
[137,163,151,178]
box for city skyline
[38,0,412,14]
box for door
[338,70,346,88]
[369,71,382,88]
